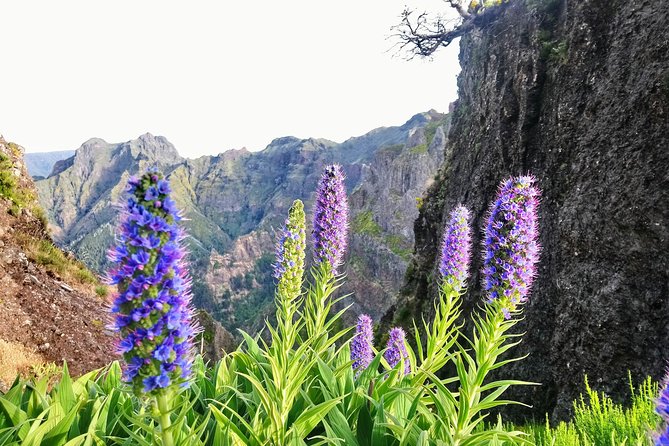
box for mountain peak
[81,137,108,147]
[403,110,446,129]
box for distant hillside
[35,111,449,332]
[24,150,75,178]
[0,136,112,389]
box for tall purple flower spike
[312,164,349,274]
[107,170,197,395]
[351,314,374,376]
[439,205,472,292]
[384,327,411,376]
[482,175,541,317]
[655,375,669,445]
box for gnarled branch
[392,0,511,59]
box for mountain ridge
[35,110,450,332]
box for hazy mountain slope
[24,150,75,178]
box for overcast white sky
[2,1,461,158]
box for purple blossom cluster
[385,327,411,376]
[439,205,472,292]
[273,225,303,280]
[313,164,349,274]
[107,171,197,395]
[350,314,374,375]
[350,315,411,377]
[656,378,669,445]
[482,175,541,316]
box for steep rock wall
[387,0,669,419]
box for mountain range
[33,110,449,331]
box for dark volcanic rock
[386,0,669,420]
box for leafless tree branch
[391,1,511,59]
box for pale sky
[2,1,461,158]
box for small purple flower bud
[351,314,374,376]
[312,164,349,274]
[482,175,541,315]
[384,327,411,376]
[439,205,472,292]
[274,200,306,298]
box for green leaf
[289,397,342,440]
[0,396,30,441]
[40,401,83,446]
[356,404,373,446]
[56,362,76,413]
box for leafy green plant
[521,375,658,446]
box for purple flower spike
[107,170,198,396]
[482,175,541,314]
[657,431,669,446]
[313,164,349,275]
[439,205,472,292]
[384,327,411,376]
[658,378,669,422]
[351,314,374,376]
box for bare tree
[392,0,511,59]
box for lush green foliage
[524,376,658,446]
[0,257,536,445]
[0,171,543,445]
[0,151,34,216]
[351,210,383,237]
[1,361,658,445]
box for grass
[409,143,428,155]
[521,375,659,446]
[0,152,34,216]
[0,339,44,387]
[94,285,109,297]
[351,210,383,237]
[17,236,101,286]
[0,150,102,290]
[385,234,412,260]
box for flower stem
[156,392,174,446]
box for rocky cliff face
[386,0,669,420]
[347,115,449,320]
[36,112,449,332]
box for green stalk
[453,304,511,443]
[156,392,174,446]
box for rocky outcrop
[386,0,669,420]
[195,310,237,363]
[346,113,449,320]
[0,136,114,387]
[35,133,185,270]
